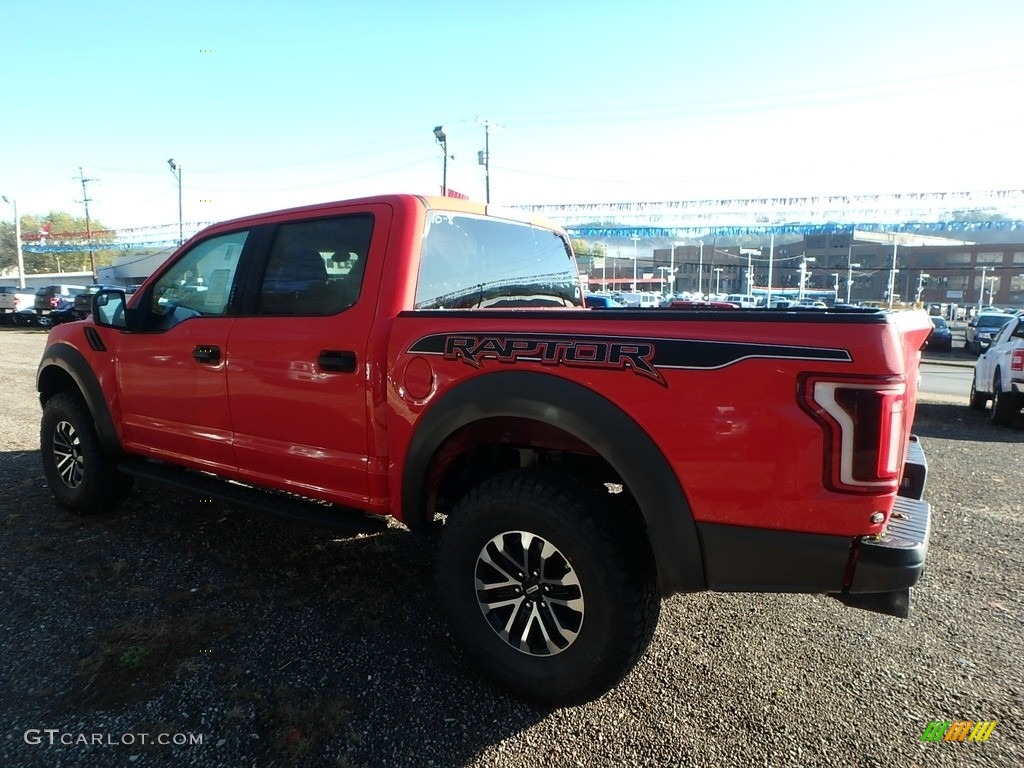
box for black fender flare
[401,370,704,595]
[36,342,123,457]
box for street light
[167,158,183,246]
[976,265,988,312]
[887,243,899,309]
[916,272,931,304]
[1,195,26,289]
[668,241,680,296]
[846,261,861,304]
[798,256,816,300]
[1,193,25,290]
[630,235,640,292]
[697,240,704,297]
[433,126,447,197]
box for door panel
[115,228,250,473]
[117,317,237,472]
[226,316,369,504]
[226,212,379,506]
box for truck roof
[185,194,564,243]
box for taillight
[50,296,59,308]
[799,374,907,494]
[1013,349,1023,372]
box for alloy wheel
[52,419,85,488]
[474,530,584,656]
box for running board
[119,458,390,535]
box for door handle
[192,345,221,363]
[318,350,356,373]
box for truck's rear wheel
[40,392,133,515]
[437,469,659,704]
[990,372,1017,426]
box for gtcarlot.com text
[24,729,204,747]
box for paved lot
[1,325,1022,768]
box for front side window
[151,230,248,321]
[414,213,581,309]
[257,214,373,315]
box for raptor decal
[408,332,851,386]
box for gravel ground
[1,324,1021,768]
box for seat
[260,247,329,315]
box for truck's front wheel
[437,470,659,704]
[40,392,133,515]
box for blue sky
[1,0,1022,230]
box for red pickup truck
[36,194,933,704]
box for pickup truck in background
[36,194,934,704]
[0,285,36,322]
[970,311,1024,425]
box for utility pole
[75,166,97,280]
[477,118,501,204]
[630,235,640,292]
[433,127,447,196]
[167,159,183,245]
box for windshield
[414,212,581,309]
[977,314,1011,329]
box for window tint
[414,213,581,309]
[257,215,373,315]
[151,230,248,321]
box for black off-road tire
[968,378,988,411]
[436,469,660,705]
[990,372,1018,426]
[40,391,134,515]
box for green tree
[0,221,17,274]
[571,239,606,275]
[3,211,117,277]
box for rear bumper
[698,435,931,618]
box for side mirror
[92,290,128,329]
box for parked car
[969,313,1024,425]
[725,294,760,308]
[925,316,953,352]
[965,312,1013,354]
[48,298,78,326]
[613,291,661,308]
[667,299,742,309]
[73,284,123,320]
[584,294,625,309]
[34,284,87,316]
[11,308,42,326]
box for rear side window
[257,214,373,316]
[414,213,581,309]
